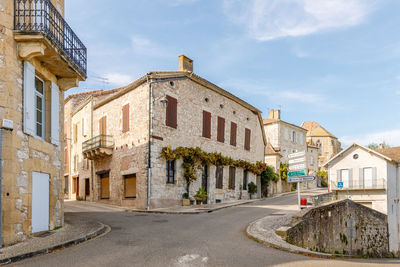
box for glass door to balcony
[363,167,373,189]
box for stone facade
[286,200,389,257]
[302,121,341,168]
[0,0,85,246]
[67,57,266,209]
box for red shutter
[244,128,251,151]
[230,122,237,146]
[166,95,177,128]
[122,104,129,133]
[202,111,211,138]
[217,117,225,143]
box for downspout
[0,129,3,247]
[146,75,190,211]
[90,97,94,201]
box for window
[73,123,78,143]
[230,122,237,146]
[64,175,69,194]
[166,95,177,128]
[310,156,314,166]
[229,166,236,190]
[292,131,296,143]
[217,117,225,143]
[35,77,44,138]
[202,110,211,138]
[339,169,352,188]
[74,154,77,172]
[363,167,373,188]
[99,116,107,135]
[85,178,90,196]
[166,160,175,184]
[100,173,110,199]
[216,166,223,189]
[72,177,77,193]
[243,170,248,190]
[124,174,136,198]
[122,104,129,133]
[244,128,251,151]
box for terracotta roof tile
[374,147,400,162]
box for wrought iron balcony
[14,0,87,77]
[330,179,386,190]
[82,135,114,160]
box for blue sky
[65,0,400,147]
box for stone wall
[0,0,65,245]
[286,199,390,257]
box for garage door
[32,172,49,233]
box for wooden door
[100,175,110,199]
[85,178,90,196]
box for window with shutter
[229,166,236,189]
[230,122,237,146]
[216,166,223,189]
[23,61,36,136]
[166,95,177,128]
[217,117,225,143]
[99,116,107,135]
[34,77,45,138]
[122,104,129,133]
[73,124,77,143]
[243,170,248,190]
[166,160,175,184]
[202,110,211,138]
[50,81,60,145]
[244,128,251,151]
[124,174,136,198]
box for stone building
[263,109,316,193]
[66,55,266,209]
[324,143,400,254]
[301,121,341,168]
[0,0,86,246]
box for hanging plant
[280,162,289,181]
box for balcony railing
[330,179,386,190]
[82,135,114,153]
[14,0,87,75]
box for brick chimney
[268,109,281,119]
[178,55,193,72]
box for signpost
[287,151,308,210]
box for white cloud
[341,129,400,147]
[223,0,376,41]
[396,90,400,95]
[103,73,133,87]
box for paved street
[12,194,400,267]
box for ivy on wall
[161,146,267,193]
[279,162,289,181]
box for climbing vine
[161,146,267,193]
[280,162,289,181]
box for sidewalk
[126,188,328,214]
[0,214,108,265]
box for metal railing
[82,135,114,153]
[330,179,386,190]
[14,0,87,75]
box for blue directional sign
[337,182,343,189]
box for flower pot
[182,198,190,206]
[194,197,204,205]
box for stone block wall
[286,199,389,257]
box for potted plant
[182,192,190,206]
[248,182,257,199]
[194,187,207,205]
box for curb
[126,199,263,214]
[0,222,109,265]
[245,217,335,259]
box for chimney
[379,143,384,149]
[268,109,275,119]
[178,55,193,72]
[274,109,281,119]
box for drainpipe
[145,75,190,211]
[90,97,94,201]
[0,128,3,247]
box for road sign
[337,182,343,189]
[288,157,305,164]
[289,163,306,171]
[288,170,306,177]
[288,151,305,159]
[288,176,315,183]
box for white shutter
[50,81,60,146]
[23,61,36,136]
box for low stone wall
[285,199,389,257]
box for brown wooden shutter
[217,116,225,143]
[244,128,251,151]
[230,122,237,146]
[99,116,107,135]
[166,95,177,128]
[202,111,211,138]
[122,104,129,133]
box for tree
[260,166,279,197]
[367,142,390,150]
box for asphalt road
[12,193,400,267]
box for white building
[324,143,400,254]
